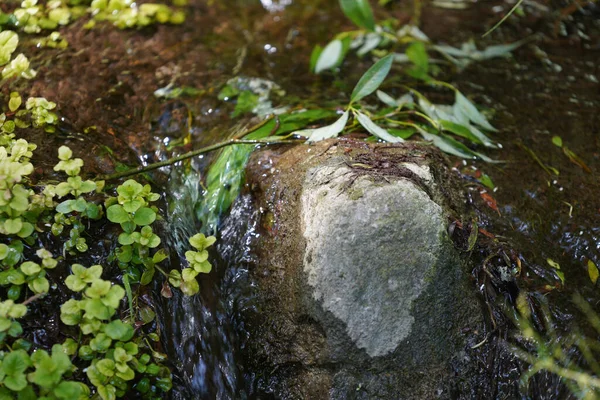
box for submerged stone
[229,139,482,399]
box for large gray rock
[230,139,483,399]
[302,165,446,358]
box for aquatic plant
[0,118,216,397]
[511,292,600,399]
[0,24,214,394]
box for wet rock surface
[232,139,484,399]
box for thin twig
[100,138,300,181]
[22,293,45,306]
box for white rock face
[301,165,445,357]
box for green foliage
[197,109,337,230]
[169,233,215,296]
[0,2,203,398]
[511,293,600,398]
[350,54,393,103]
[339,0,376,31]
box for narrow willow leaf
[479,40,527,59]
[406,41,429,74]
[392,53,410,63]
[351,54,394,103]
[376,90,398,107]
[388,128,416,139]
[339,0,376,31]
[309,45,323,73]
[315,40,343,74]
[357,33,381,56]
[356,111,403,143]
[298,110,349,143]
[419,130,475,158]
[455,91,497,132]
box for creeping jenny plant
[0,1,214,398]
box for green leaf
[188,233,216,251]
[4,374,27,391]
[152,248,169,263]
[8,92,21,112]
[133,207,156,226]
[309,45,323,73]
[168,270,182,287]
[314,40,343,74]
[547,258,561,270]
[102,285,125,309]
[90,332,112,352]
[54,381,85,400]
[96,359,116,377]
[4,218,23,235]
[406,41,430,80]
[180,278,199,296]
[419,129,476,159]
[478,174,495,190]
[350,54,394,103]
[83,298,112,320]
[232,91,259,118]
[300,110,349,143]
[388,128,416,139]
[355,111,403,143]
[588,260,599,285]
[454,91,497,132]
[29,277,49,294]
[0,244,8,260]
[551,136,563,147]
[182,268,199,282]
[140,268,155,286]
[98,384,117,400]
[107,205,129,224]
[2,350,29,374]
[339,0,375,31]
[56,200,74,214]
[0,31,19,66]
[19,261,41,276]
[439,120,486,145]
[376,90,399,107]
[104,320,134,341]
[118,233,135,246]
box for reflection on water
[261,0,293,12]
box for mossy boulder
[230,139,483,399]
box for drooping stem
[100,138,300,181]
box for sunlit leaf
[356,33,381,56]
[547,258,561,270]
[454,91,497,132]
[351,54,394,103]
[315,40,343,74]
[355,111,403,143]
[299,111,349,143]
[588,260,599,285]
[406,41,430,80]
[419,129,475,158]
[376,90,398,107]
[339,0,376,31]
[552,136,563,148]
